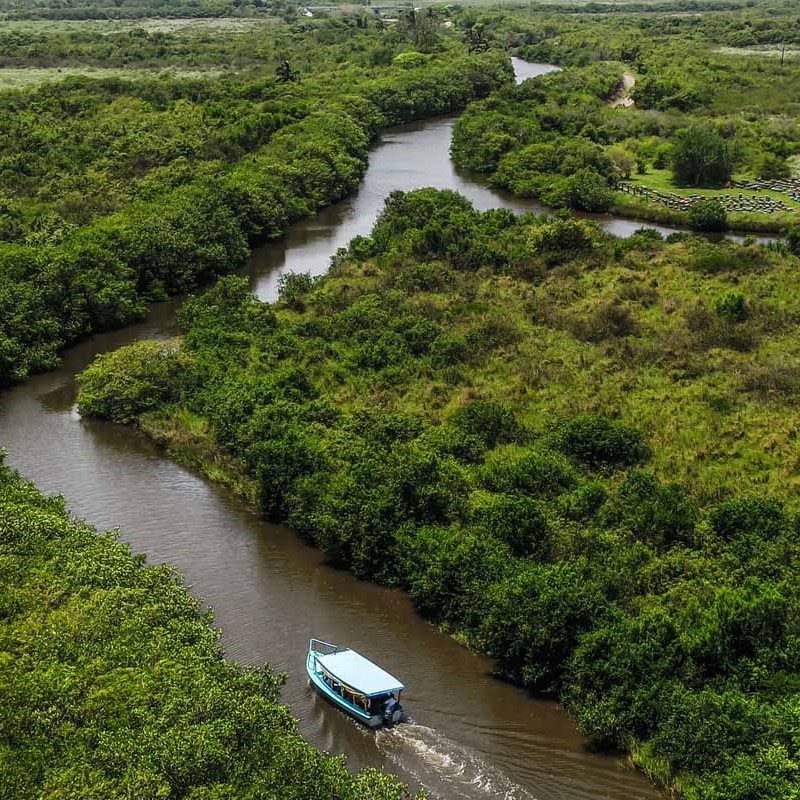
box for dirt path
[611,72,636,108]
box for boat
[306,638,406,727]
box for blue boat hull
[306,651,384,727]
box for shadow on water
[0,59,664,800]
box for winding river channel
[0,59,665,800]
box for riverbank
[0,453,414,800]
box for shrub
[653,143,674,170]
[552,414,650,469]
[648,687,773,776]
[573,300,639,342]
[713,291,748,322]
[77,340,191,424]
[479,445,577,497]
[785,227,800,257]
[278,271,317,311]
[758,153,791,181]
[689,200,728,232]
[527,217,598,266]
[451,400,520,449]
[601,470,698,548]
[740,360,800,399]
[478,560,606,692]
[393,51,429,69]
[709,497,787,541]
[557,481,609,521]
[685,301,756,352]
[405,524,512,626]
[567,168,614,212]
[469,491,552,558]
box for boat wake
[376,722,539,800]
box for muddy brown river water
[0,59,664,800]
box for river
[0,58,662,800]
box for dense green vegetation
[7,3,800,798]
[0,17,510,387]
[79,189,800,799]
[450,5,800,232]
[0,453,417,800]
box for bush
[405,524,512,627]
[469,491,552,558]
[649,687,773,776]
[527,217,598,266]
[478,560,606,692]
[567,168,614,212]
[77,340,191,424]
[709,497,787,541]
[450,400,520,449]
[552,414,650,469]
[689,200,728,232]
[278,271,317,311]
[786,227,800,256]
[573,300,639,342]
[713,291,748,322]
[758,153,791,181]
[479,445,577,497]
[601,470,698,548]
[685,301,757,352]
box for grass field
[715,46,800,59]
[0,17,281,34]
[0,65,232,89]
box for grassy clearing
[515,244,800,505]
[622,167,800,231]
[0,65,232,89]
[0,17,282,34]
[714,46,800,59]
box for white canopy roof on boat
[317,649,404,697]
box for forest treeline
[0,37,511,387]
[0,453,418,800]
[78,189,800,800]
[471,1,800,50]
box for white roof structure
[317,649,404,697]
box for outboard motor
[383,696,404,726]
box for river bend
[0,58,661,800]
